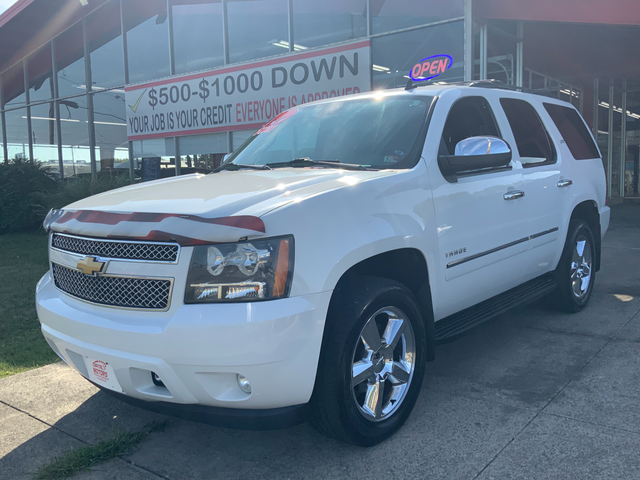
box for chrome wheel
[570,235,592,299]
[351,306,416,422]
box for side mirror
[438,136,512,181]
[223,153,232,162]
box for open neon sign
[409,54,453,82]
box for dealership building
[0,0,639,198]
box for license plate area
[84,357,122,392]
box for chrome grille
[51,233,179,262]
[52,263,172,310]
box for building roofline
[0,0,35,30]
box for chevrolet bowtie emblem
[76,256,107,276]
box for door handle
[557,179,573,188]
[503,190,525,200]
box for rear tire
[309,276,427,446]
[553,219,596,313]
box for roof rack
[468,79,558,98]
[403,78,560,99]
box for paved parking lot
[1,203,639,480]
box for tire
[553,219,597,313]
[309,276,427,446]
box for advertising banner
[125,40,371,141]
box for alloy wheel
[351,306,416,422]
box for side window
[440,96,500,156]
[543,103,600,160]
[500,98,556,166]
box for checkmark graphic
[128,88,147,113]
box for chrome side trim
[446,227,559,269]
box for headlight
[184,235,294,303]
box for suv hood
[50,168,396,244]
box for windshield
[225,95,434,170]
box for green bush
[0,157,136,234]
[0,157,59,234]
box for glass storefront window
[172,1,224,74]
[87,1,125,90]
[3,63,26,108]
[92,91,128,171]
[29,102,58,169]
[124,0,171,84]
[178,132,227,172]
[28,46,54,103]
[132,137,176,179]
[371,0,464,35]
[227,0,288,64]
[59,94,93,176]
[371,22,464,90]
[55,22,86,99]
[293,0,366,49]
[5,108,29,160]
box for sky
[0,0,18,15]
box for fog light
[151,372,165,387]
[237,374,251,394]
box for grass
[34,420,169,480]
[0,232,59,378]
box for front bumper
[36,272,331,410]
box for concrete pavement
[1,202,639,480]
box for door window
[500,98,556,166]
[440,96,500,156]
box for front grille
[52,233,179,262]
[52,263,172,310]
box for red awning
[475,0,640,27]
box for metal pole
[479,24,487,80]
[120,0,129,85]
[592,78,599,139]
[174,136,181,175]
[52,41,64,179]
[621,79,627,198]
[227,131,232,154]
[287,0,294,52]
[24,59,34,162]
[516,21,523,87]
[83,18,97,183]
[607,81,614,199]
[0,75,7,164]
[128,140,134,180]
[366,0,371,36]
[222,0,229,65]
[167,0,176,75]
[463,0,473,82]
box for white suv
[37,82,609,446]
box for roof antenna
[405,77,417,91]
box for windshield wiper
[266,158,373,171]
[213,163,271,172]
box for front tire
[553,219,597,312]
[309,277,427,446]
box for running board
[434,273,557,341]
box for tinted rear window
[543,103,600,160]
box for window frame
[499,97,558,169]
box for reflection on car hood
[50,168,396,244]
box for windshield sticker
[254,108,299,135]
[409,54,453,82]
[384,156,399,163]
